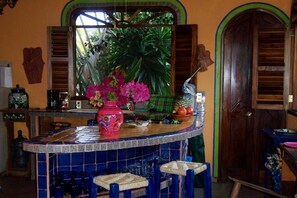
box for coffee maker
[47,89,59,110]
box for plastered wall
[0,0,292,175]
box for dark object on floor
[229,176,288,198]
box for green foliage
[75,11,173,96]
[98,26,172,95]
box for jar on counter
[8,84,29,109]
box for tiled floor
[0,175,268,198]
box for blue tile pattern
[36,145,168,197]
[35,141,194,197]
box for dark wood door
[220,14,254,182]
[219,12,287,182]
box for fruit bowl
[172,114,192,122]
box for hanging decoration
[194,44,214,72]
[0,0,18,15]
[23,47,45,84]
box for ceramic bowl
[172,114,192,122]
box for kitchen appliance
[47,89,59,109]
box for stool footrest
[160,160,207,176]
[93,173,148,191]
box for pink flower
[88,90,104,107]
[121,81,150,103]
[86,70,150,107]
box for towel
[284,142,297,148]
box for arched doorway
[214,3,290,182]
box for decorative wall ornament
[23,47,44,84]
[0,0,18,15]
[195,44,214,72]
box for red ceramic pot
[97,101,123,135]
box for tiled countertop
[23,115,203,153]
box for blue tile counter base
[34,141,189,198]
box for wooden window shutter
[48,27,73,94]
[291,1,297,110]
[171,24,198,96]
[293,25,297,110]
[252,26,286,110]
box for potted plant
[86,69,150,135]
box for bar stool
[157,161,212,198]
[91,173,153,198]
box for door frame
[213,3,290,178]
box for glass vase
[97,101,123,135]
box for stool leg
[154,164,161,198]
[124,190,132,198]
[148,176,155,198]
[90,176,97,198]
[110,183,120,198]
[203,162,212,198]
[186,169,195,198]
[171,174,179,198]
[230,181,241,198]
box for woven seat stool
[91,173,153,198]
[157,161,212,198]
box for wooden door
[220,13,254,182]
[219,11,287,182]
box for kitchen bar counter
[24,116,202,153]
[23,111,204,198]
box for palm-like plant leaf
[75,11,173,96]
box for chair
[156,161,212,198]
[91,173,153,198]
[229,176,288,198]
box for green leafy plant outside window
[75,10,174,96]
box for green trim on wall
[213,3,290,177]
[61,0,187,26]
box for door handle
[245,111,252,117]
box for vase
[134,101,149,112]
[97,101,123,135]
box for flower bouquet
[85,69,150,135]
[86,69,150,108]
[86,69,127,108]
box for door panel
[220,14,254,181]
[219,11,287,182]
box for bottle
[70,172,79,197]
[11,130,29,168]
[54,174,63,198]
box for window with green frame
[72,7,175,96]
[48,2,197,98]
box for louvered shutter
[48,25,197,97]
[292,24,297,110]
[48,27,73,95]
[252,26,286,109]
[171,25,198,96]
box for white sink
[66,109,98,113]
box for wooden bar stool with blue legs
[157,161,212,198]
[91,173,153,198]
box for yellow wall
[0,0,292,173]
